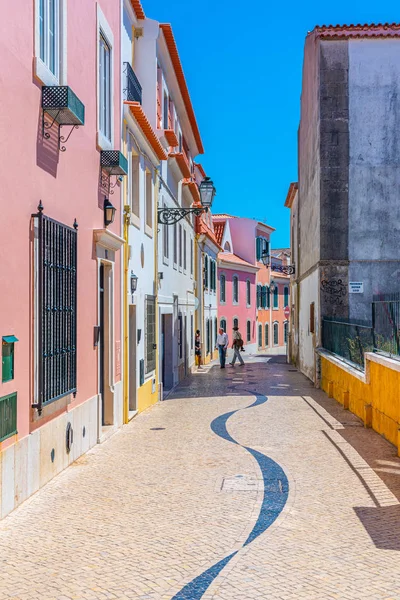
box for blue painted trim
[171,393,289,599]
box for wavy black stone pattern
[171,393,289,600]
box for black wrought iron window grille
[32,202,78,414]
[42,86,85,152]
[123,62,142,104]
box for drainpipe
[123,204,130,424]
[154,168,160,401]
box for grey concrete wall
[348,39,400,320]
[298,32,321,276]
[319,41,350,321]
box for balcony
[123,62,142,104]
[101,151,128,175]
[42,86,85,125]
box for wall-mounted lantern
[104,198,116,228]
[261,250,295,275]
[130,271,138,295]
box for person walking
[230,326,245,366]
[216,327,229,369]
[195,330,202,369]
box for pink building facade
[214,215,290,355]
[0,0,126,518]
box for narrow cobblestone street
[2,355,400,600]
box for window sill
[97,131,113,152]
[34,57,60,87]
[145,225,153,239]
[173,262,178,270]
[131,214,140,230]
[163,256,169,267]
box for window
[273,286,279,309]
[178,225,182,267]
[233,318,238,329]
[261,285,267,309]
[0,393,17,443]
[36,213,77,405]
[284,286,289,308]
[163,204,169,259]
[204,255,209,289]
[265,323,269,347]
[284,321,288,344]
[2,336,18,383]
[38,0,61,81]
[130,143,140,218]
[258,324,263,348]
[224,241,231,252]
[145,296,156,373]
[179,132,182,152]
[210,260,216,292]
[256,284,262,309]
[220,319,226,333]
[246,280,251,306]
[214,318,218,342]
[163,91,169,129]
[266,285,270,309]
[190,240,194,276]
[273,322,279,345]
[220,274,226,303]
[173,224,177,264]
[190,315,194,350]
[233,276,239,303]
[178,315,183,359]
[99,33,111,141]
[145,170,153,229]
[183,229,187,271]
[247,320,251,342]
[206,320,210,355]
[256,237,269,261]
[310,302,315,334]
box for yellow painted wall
[137,378,158,413]
[321,353,400,448]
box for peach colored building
[0,0,127,518]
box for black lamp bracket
[101,168,120,196]
[158,206,206,226]
[42,110,80,152]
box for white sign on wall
[349,282,364,294]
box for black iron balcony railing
[123,62,142,104]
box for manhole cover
[221,476,260,492]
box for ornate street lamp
[269,279,276,294]
[158,176,216,225]
[104,198,116,227]
[261,249,295,276]
[130,271,138,294]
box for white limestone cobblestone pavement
[1,354,400,599]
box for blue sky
[142,0,397,247]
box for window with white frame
[284,321,288,344]
[233,276,239,303]
[247,320,251,342]
[265,323,269,346]
[163,91,169,129]
[190,240,194,276]
[246,280,251,306]
[173,224,177,264]
[128,134,140,218]
[99,32,112,142]
[273,286,279,309]
[273,322,279,345]
[179,225,182,267]
[145,170,153,229]
[163,204,169,259]
[183,229,187,271]
[220,274,226,303]
[38,0,62,80]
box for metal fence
[322,319,374,370]
[373,297,400,358]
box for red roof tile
[124,101,167,160]
[213,221,225,245]
[219,253,258,270]
[311,23,400,39]
[197,213,221,248]
[130,0,145,20]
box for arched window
[258,324,263,348]
[284,286,289,308]
[273,286,279,309]
[214,317,218,342]
[266,285,270,309]
[232,276,239,303]
[220,274,226,302]
[233,317,239,329]
[220,318,226,332]
[204,255,209,289]
[246,320,251,342]
[265,323,269,347]
[256,284,262,308]
[246,280,251,306]
[224,241,231,252]
[273,322,279,345]
[284,321,288,344]
[206,319,210,354]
